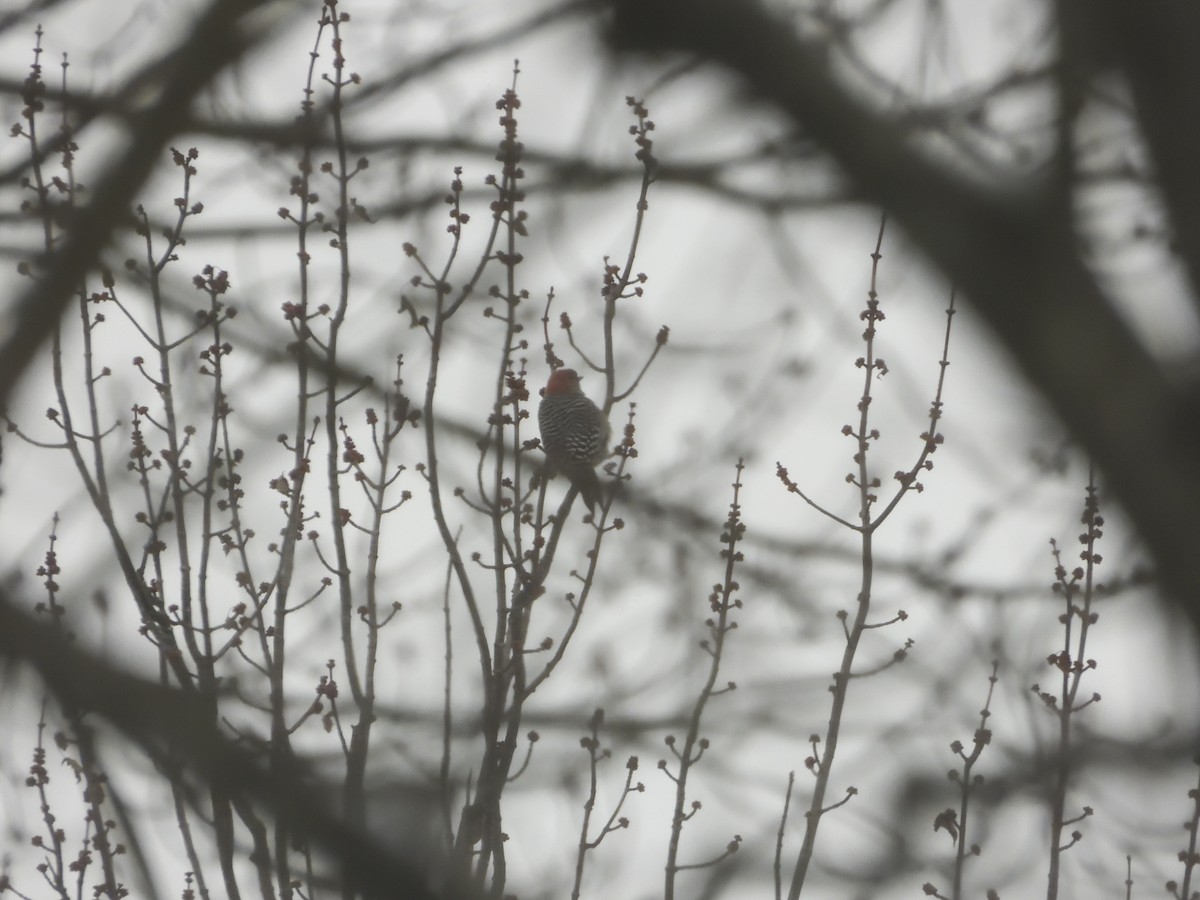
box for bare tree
[0,1,1196,899]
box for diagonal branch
[611,0,1200,621]
[0,589,447,900]
[0,0,299,407]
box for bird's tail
[569,465,603,514]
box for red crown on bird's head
[544,368,583,395]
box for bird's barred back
[539,395,608,464]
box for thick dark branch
[1102,1,1200,312]
[0,0,296,405]
[611,0,1200,621]
[0,590,445,900]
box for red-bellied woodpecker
[538,368,610,513]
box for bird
[537,368,611,513]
